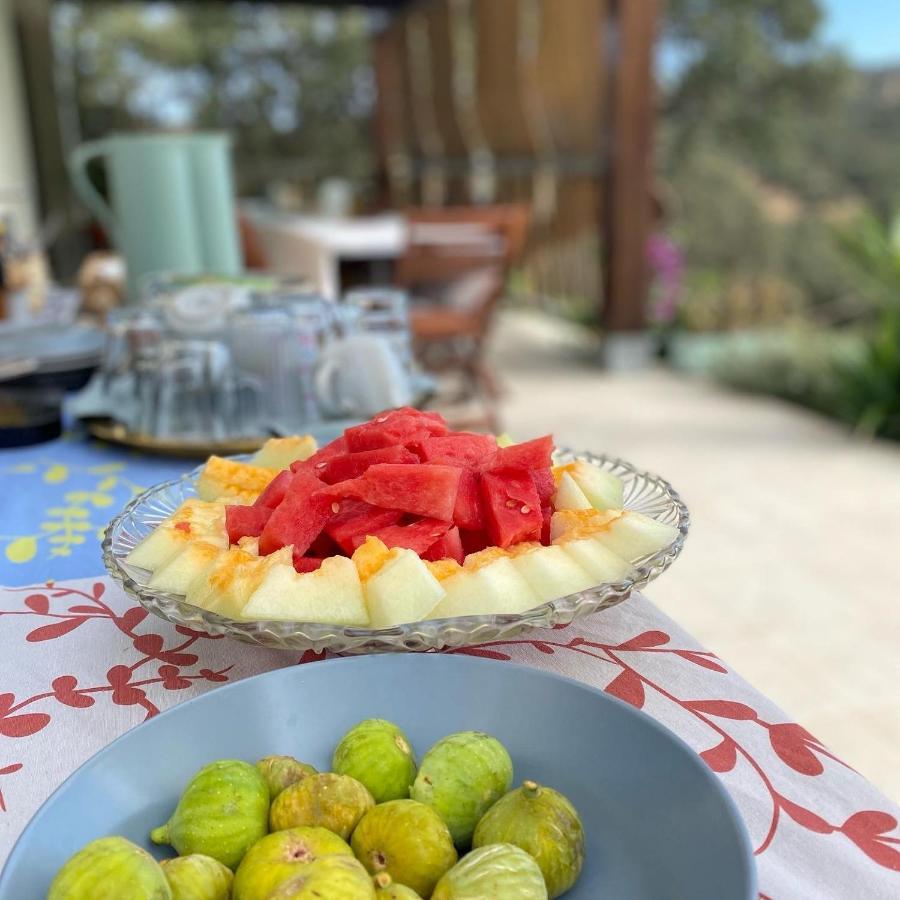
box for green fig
[472,780,584,898]
[48,836,171,900]
[410,731,513,848]
[432,843,547,900]
[257,755,318,800]
[351,799,457,898]
[160,854,233,900]
[373,872,422,899]
[263,855,376,898]
[270,772,375,839]
[332,718,417,803]
[232,826,354,900]
[151,760,269,870]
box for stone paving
[492,311,900,800]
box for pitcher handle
[68,139,119,240]
[314,351,347,417]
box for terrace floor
[490,310,900,801]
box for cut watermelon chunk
[487,435,554,472]
[258,470,333,557]
[416,432,497,467]
[292,552,324,574]
[253,469,294,510]
[325,501,404,554]
[225,504,272,544]
[370,518,452,554]
[423,526,465,564]
[324,463,461,522]
[541,505,553,545]
[290,435,348,473]
[344,407,448,452]
[452,468,484,531]
[460,528,490,556]
[531,468,555,506]
[317,445,419,484]
[481,470,543,548]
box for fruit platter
[0,656,756,899]
[103,407,689,653]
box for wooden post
[601,0,660,334]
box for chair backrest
[395,205,530,315]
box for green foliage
[831,214,900,438]
[53,2,376,196]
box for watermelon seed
[315,461,327,469]
[521,505,531,514]
[376,416,388,423]
[505,499,517,508]
[331,502,341,513]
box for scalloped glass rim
[102,451,690,654]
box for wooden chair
[397,205,529,430]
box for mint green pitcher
[69,132,241,299]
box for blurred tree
[53,2,377,197]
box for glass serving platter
[102,451,690,654]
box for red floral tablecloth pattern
[1,577,898,899]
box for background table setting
[2,433,899,898]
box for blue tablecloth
[1,432,193,585]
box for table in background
[1,435,898,898]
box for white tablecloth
[2,577,898,898]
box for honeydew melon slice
[552,472,593,510]
[241,556,369,626]
[558,537,635,584]
[185,546,290,618]
[364,548,447,628]
[556,460,624,511]
[148,540,223,594]
[125,500,227,572]
[427,557,540,619]
[250,435,317,470]
[510,545,596,602]
[594,511,679,563]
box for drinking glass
[342,287,413,371]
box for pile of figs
[48,719,584,899]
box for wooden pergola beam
[601,0,660,333]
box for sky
[820,0,900,67]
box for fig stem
[522,780,541,797]
[149,825,170,845]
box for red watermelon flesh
[225,504,272,544]
[487,435,553,472]
[317,445,418,484]
[344,407,447,452]
[323,464,461,522]
[292,552,324,574]
[423,526,465,564]
[480,470,543,548]
[258,470,333,557]
[325,502,404,554]
[531,468,555,506]
[416,432,497,467]
[308,530,340,559]
[460,528,490,556]
[369,518,452,554]
[452,469,484,531]
[253,469,294,510]
[290,435,348,473]
[541,505,553,545]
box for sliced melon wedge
[509,545,596,602]
[148,540,223,594]
[555,460,624,511]
[594,511,679,563]
[552,472,593,510]
[241,556,369,626]
[428,557,540,619]
[364,549,446,628]
[125,500,227,572]
[250,435,317,470]
[558,537,634,583]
